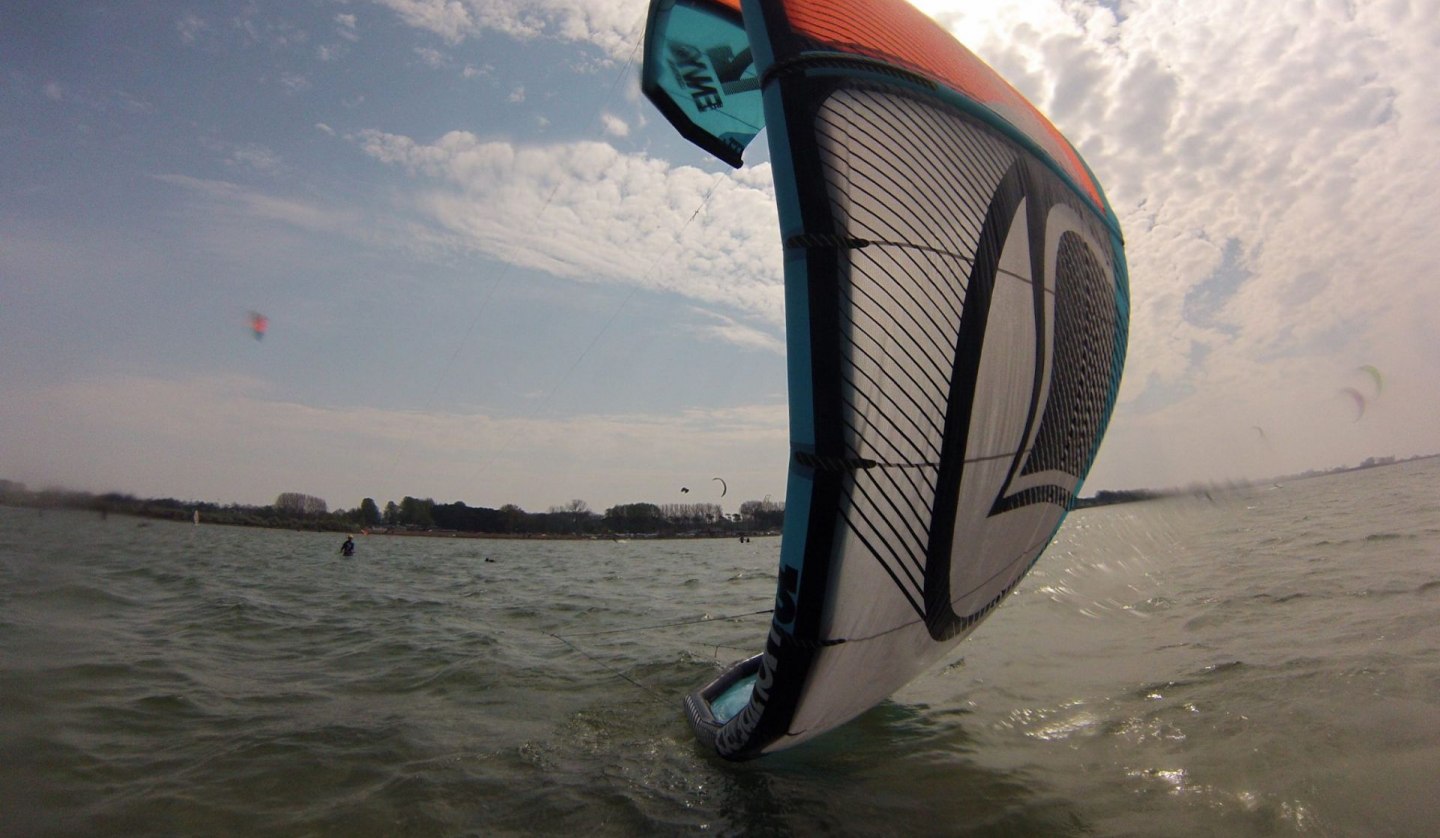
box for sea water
[2,459,1437,836]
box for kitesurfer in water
[340,536,355,557]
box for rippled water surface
[3,459,1438,836]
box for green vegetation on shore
[0,482,785,538]
[5,453,1430,537]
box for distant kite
[1339,387,1366,421]
[1356,365,1383,397]
[682,479,728,497]
[249,311,269,341]
[1251,425,1267,441]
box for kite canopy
[1340,387,1366,421]
[641,0,759,167]
[1357,365,1383,397]
[645,0,1129,759]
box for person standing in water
[340,536,355,557]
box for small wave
[1183,613,1224,631]
[40,661,142,682]
[1251,592,1306,604]
[391,658,498,694]
[1134,678,1194,698]
[131,691,206,716]
[32,583,141,610]
[1200,660,1247,675]
[1332,580,1421,599]
[1129,596,1175,613]
[1027,709,1102,741]
[1308,531,1417,550]
[1137,661,1245,697]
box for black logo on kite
[923,158,1121,641]
[666,42,754,113]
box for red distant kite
[249,311,269,341]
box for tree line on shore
[12,454,1424,537]
[0,480,786,537]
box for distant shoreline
[1074,452,1439,509]
[350,527,780,542]
[5,452,1434,535]
[0,503,779,542]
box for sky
[3,0,1438,515]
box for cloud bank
[355,130,787,327]
[365,0,1440,485]
[917,0,1440,484]
[369,0,645,56]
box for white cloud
[226,144,283,174]
[415,46,448,68]
[154,174,361,235]
[335,12,360,41]
[507,85,526,103]
[599,112,629,138]
[900,0,1440,485]
[176,13,208,45]
[689,309,784,355]
[231,8,310,50]
[278,72,312,94]
[369,0,645,57]
[117,91,156,114]
[353,130,785,325]
[368,0,477,45]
